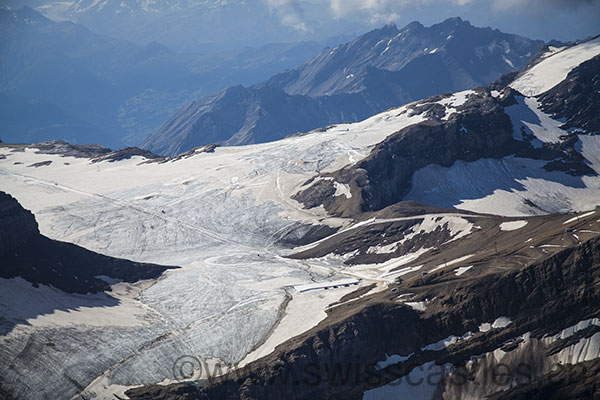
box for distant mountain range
[142,18,544,156]
[22,0,365,53]
[0,6,340,147]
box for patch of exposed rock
[91,146,164,163]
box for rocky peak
[403,20,425,32]
[433,16,467,30]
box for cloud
[327,0,598,18]
[265,0,599,34]
[263,0,311,32]
[328,0,475,20]
[492,0,600,11]
[329,0,403,18]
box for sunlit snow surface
[510,36,600,96]
[0,106,426,399]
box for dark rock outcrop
[15,140,112,158]
[2,140,164,163]
[0,192,39,257]
[91,147,164,163]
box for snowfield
[436,89,476,120]
[499,220,528,231]
[0,103,426,399]
[505,96,566,146]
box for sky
[4,0,600,47]
[268,0,600,42]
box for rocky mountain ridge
[142,18,543,155]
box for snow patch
[333,181,352,199]
[563,210,595,224]
[578,134,600,174]
[400,215,474,245]
[502,56,514,68]
[405,301,427,312]
[366,241,401,254]
[294,278,359,293]
[505,96,566,145]
[350,247,431,279]
[430,254,473,273]
[378,264,423,280]
[479,317,512,332]
[436,90,475,120]
[499,220,528,231]
[421,332,473,351]
[454,265,473,276]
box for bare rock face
[0,192,39,256]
